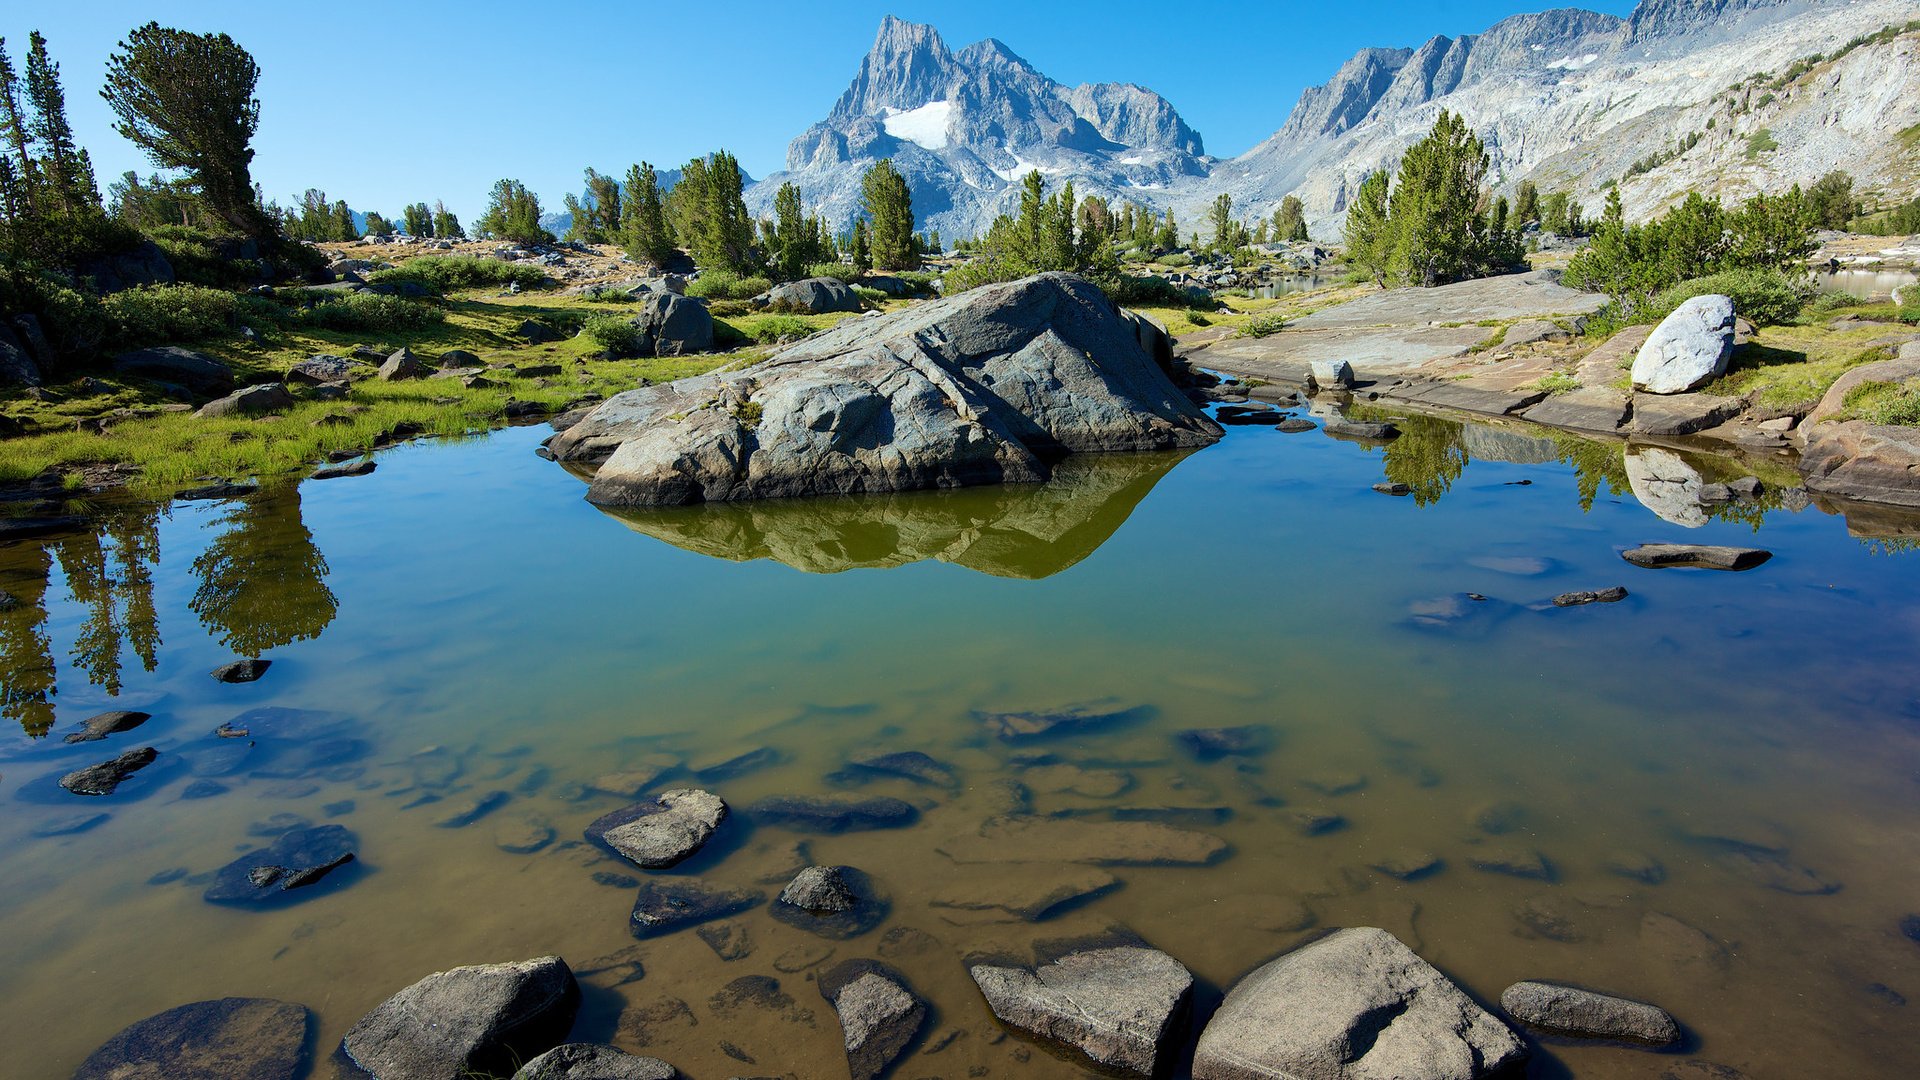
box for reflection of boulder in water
[599,451,1193,578]
[190,488,337,656]
[1625,447,1707,527]
[1459,423,1559,465]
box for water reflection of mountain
[0,487,336,736]
[601,451,1195,578]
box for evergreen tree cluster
[1343,111,1526,288]
[0,30,124,265]
[476,178,550,245]
[1564,185,1816,311]
[944,170,1122,292]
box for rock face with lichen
[548,273,1220,507]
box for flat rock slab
[1389,378,1547,417]
[590,788,728,869]
[629,878,764,939]
[1521,388,1630,433]
[512,1043,677,1079]
[747,794,918,833]
[1621,544,1772,571]
[342,955,579,1080]
[976,700,1149,742]
[844,749,959,789]
[1500,981,1681,1045]
[1801,420,1920,508]
[64,709,152,743]
[972,946,1193,1076]
[1193,927,1526,1080]
[61,746,159,795]
[74,997,311,1080]
[1293,271,1608,330]
[931,867,1121,922]
[938,816,1229,866]
[1630,392,1744,436]
[820,960,928,1080]
[205,825,356,905]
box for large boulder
[819,960,927,1080]
[379,347,426,381]
[341,955,580,1080]
[288,354,356,386]
[73,997,311,1080]
[760,276,862,314]
[970,945,1193,1076]
[197,383,294,419]
[549,273,1221,506]
[112,347,235,396]
[80,239,176,293]
[1191,927,1526,1080]
[1631,295,1734,394]
[632,292,714,357]
[0,321,42,387]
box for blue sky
[16,1,1640,222]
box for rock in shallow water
[628,877,763,938]
[747,793,917,832]
[74,997,311,1080]
[205,825,356,904]
[819,960,928,1080]
[63,709,151,743]
[547,272,1220,506]
[1192,927,1526,1080]
[588,788,727,868]
[511,1042,676,1079]
[971,945,1193,1076]
[773,865,888,938]
[938,816,1229,866]
[60,746,159,795]
[210,658,271,683]
[342,955,580,1080]
[1500,980,1681,1046]
[1621,544,1771,571]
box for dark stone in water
[63,709,152,743]
[32,811,109,836]
[1864,983,1906,1007]
[1621,544,1771,571]
[435,790,511,828]
[1553,586,1628,607]
[72,997,311,1080]
[593,871,641,889]
[773,866,888,939]
[748,794,918,833]
[1177,725,1270,761]
[698,921,753,961]
[629,878,763,938]
[1469,847,1556,882]
[1500,981,1681,1046]
[61,746,159,796]
[844,749,960,789]
[175,481,259,501]
[205,825,356,905]
[211,658,271,683]
[310,460,376,480]
[181,780,228,799]
[513,1043,677,1080]
[587,788,728,869]
[323,800,356,816]
[692,745,778,780]
[818,960,928,1080]
[149,867,188,885]
[1373,482,1411,496]
[1276,418,1317,432]
[1901,913,1920,945]
[976,700,1149,743]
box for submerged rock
[1192,927,1526,1080]
[931,867,1121,923]
[748,794,917,833]
[60,746,159,795]
[844,749,959,789]
[1177,724,1270,760]
[819,960,928,1080]
[1621,544,1771,571]
[511,1043,677,1080]
[73,997,311,1080]
[210,658,271,683]
[547,273,1220,506]
[938,816,1229,866]
[342,955,580,1080]
[1500,981,1681,1046]
[205,825,356,904]
[773,866,888,938]
[978,700,1149,742]
[1553,586,1628,607]
[63,709,152,743]
[628,877,763,938]
[971,945,1193,1076]
[590,788,728,869]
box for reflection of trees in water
[1547,432,1631,512]
[0,543,59,738]
[191,488,337,657]
[1350,407,1468,507]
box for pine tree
[583,167,621,241]
[860,159,918,271]
[1273,195,1305,243]
[432,200,463,240]
[1344,170,1391,286]
[364,211,394,237]
[851,219,871,273]
[1155,209,1177,251]
[476,179,549,244]
[1209,193,1234,253]
[24,32,95,216]
[1513,181,1539,227]
[402,201,432,238]
[768,180,818,281]
[330,199,356,240]
[618,161,673,267]
[677,150,755,272]
[0,37,37,218]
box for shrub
[1532,371,1580,395]
[302,293,443,332]
[582,314,645,357]
[1242,313,1288,338]
[145,227,260,290]
[1808,291,1856,314]
[0,270,106,360]
[747,316,814,344]
[1651,268,1810,327]
[366,255,548,292]
[102,284,239,347]
[1158,253,1194,268]
[686,270,772,300]
[804,261,860,283]
[892,271,938,295]
[851,285,888,305]
[704,298,752,318]
[1844,380,1920,426]
[1185,311,1211,328]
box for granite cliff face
[747,3,1919,242]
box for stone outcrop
[341,956,580,1080]
[1192,927,1525,1080]
[204,824,357,904]
[197,383,294,419]
[112,347,235,396]
[1631,295,1733,394]
[548,273,1220,506]
[60,746,159,795]
[758,276,863,313]
[511,1044,677,1080]
[628,292,714,357]
[971,945,1193,1076]
[1620,543,1771,570]
[73,997,311,1080]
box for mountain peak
[831,16,960,120]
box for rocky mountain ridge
[745,2,1918,241]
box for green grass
[1466,324,1510,354]
[1744,128,1779,158]
[1699,331,1897,408]
[1842,380,1920,425]
[1530,371,1580,395]
[1898,122,1920,152]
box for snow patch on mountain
[881,101,953,150]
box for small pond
[2,400,1918,1078]
[1812,267,1917,301]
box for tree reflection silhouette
[190,487,337,657]
[0,542,58,738]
